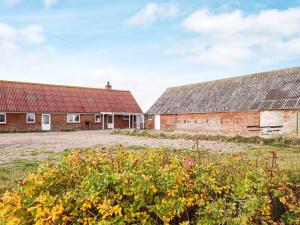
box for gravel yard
[0,130,253,163]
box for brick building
[0,81,143,132]
[146,67,300,138]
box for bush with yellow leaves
[0,146,299,224]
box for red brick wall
[114,115,131,129]
[145,111,261,136]
[145,115,154,129]
[50,114,103,131]
[0,113,134,132]
[0,113,42,132]
[219,112,260,136]
[161,114,176,130]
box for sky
[1,0,300,111]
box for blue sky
[1,0,300,110]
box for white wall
[260,110,298,137]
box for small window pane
[43,115,49,124]
[95,114,101,122]
[123,115,129,120]
[67,114,73,122]
[75,115,80,122]
[108,115,113,123]
[0,114,5,123]
[67,114,80,123]
[27,113,35,123]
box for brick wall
[145,110,300,137]
[144,115,154,129]
[114,115,131,129]
[50,114,103,131]
[146,111,260,136]
[220,111,260,136]
[161,114,176,130]
[0,113,42,132]
[0,113,131,132]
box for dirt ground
[0,130,254,163]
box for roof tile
[147,66,300,114]
[0,81,142,113]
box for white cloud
[127,2,178,26]
[170,8,300,67]
[0,22,51,65]
[19,25,45,44]
[43,0,58,9]
[0,23,17,40]
[3,0,22,7]
[0,40,20,52]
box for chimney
[105,81,112,90]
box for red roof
[0,80,143,113]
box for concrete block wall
[260,110,298,137]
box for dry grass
[112,129,300,146]
[0,159,40,195]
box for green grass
[0,159,40,195]
[242,145,300,170]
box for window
[0,113,6,124]
[147,115,153,120]
[95,114,102,123]
[26,113,35,123]
[123,115,130,120]
[67,114,80,123]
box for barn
[0,81,143,132]
[146,67,300,138]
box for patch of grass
[0,160,40,195]
[243,145,300,170]
[112,129,300,147]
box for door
[154,114,160,130]
[136,115,144,129]
[42,114,51,131]
[107,114,114,129]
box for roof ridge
[0,80,130,92]
[168,66,300,90]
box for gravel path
[0,130,253,163]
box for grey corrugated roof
[147,66,300,114]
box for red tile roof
[0,80,143,113]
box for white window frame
[95,113,102,123]
[0,113,6,124]
[67,113,80,123]
[26,113,36,124]
[123,115,130,120]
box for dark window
[123,115,130,120]
[0,113,6,123]
[26,113,35,123]
[95,114,101,123]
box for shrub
[0,146,299,224]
